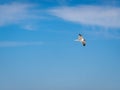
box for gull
[75,34,86,46]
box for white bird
[75,34,86,46]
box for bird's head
[79,34,82,36]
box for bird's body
[75,34,86,46]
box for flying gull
[75,34,86,46]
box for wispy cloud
[49,5,120,28]
[0,2,43,30]
[23,25,37,31]
[0,41,43,47]
[84,28,120,40]
[0,3,31,25]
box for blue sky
[0,0,120,90]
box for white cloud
[0,3,30,25]
[0,2,43,30]
[0,41,43,47]
[49,5,120,28]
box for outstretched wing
[82,39,86,46]
[78,34,83,40]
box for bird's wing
[82,39,86,46]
